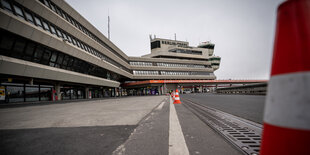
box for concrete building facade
[0,0,221,103]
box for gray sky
[66,0,284,80]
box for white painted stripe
[264,72,310,130]
[156,102,165,110]
[169,97,189,155]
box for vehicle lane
[180,94,266,124]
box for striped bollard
[260,0,310,154]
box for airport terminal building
[0,0,221,103]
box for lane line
[169,97,190,155]
[156,102,165,110]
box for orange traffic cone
[173,89,181,104]
[260,0,310,154]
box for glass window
[33,45,44,63]
[40,87,51,101]
[41,49,51,65]
[43,0,50,7]
[24,11,34,23]
[80,43,85,50]
[50,3,56,12]
[0,34,14,50]
[49,51,57,67]
[56,53,64,66]
[55,6,61,16]
[34,16,42,27]
[62,32,68,40]
[56,28,62,38]
[24,42,36,61]
[63,12,69,21]
[61,55,69,68]
[76,40,81,47]
[71,37,76,45]
[42,20,50,32]
[12,38,26,58]
[13,4,24,18]
[67,57,74,70]
[50,25,56,34]
[6,85,24,102]
[25,86,39,102]
[1,0,12,12]
[67,35,72,43]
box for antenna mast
[108,10,110,40]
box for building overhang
[122,80,268,87]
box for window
[66,57,74,70]
[24,11,34,23]
[76,40,81,47]
[34,16,42,27]
[33,45,44,63]
[12,38,26,58]
[13,5,24,18]
[41,49,51,65]
[24,42,36,61]
[151,41,160,49]
[80,43,85,50]
[43,0,50,8]
[49,25,56,34]
[62,32,68,40]
[1,0,12,12]
[71,37,76,45]
[42,20,50,32]
[56,28,62,38]
[61,55,69,69]
[67,35,72,43]
[50,3,56,12]
[55,53,64,68]
[49,51,57,67]
[0,35,14,51]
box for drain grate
[183,99,262,155]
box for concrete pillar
[158,86,161,95]
[85,87,90,99]
[200,85,203,93]
[55,83,61,101]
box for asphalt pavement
[180,93,266,124]
[0,96,166,155]
[0,94,263,155]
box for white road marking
[156,102,165,110]
[169,97,190,155]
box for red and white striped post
[260,0,310,154]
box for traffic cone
[260,0,310,154]
[173,89,181,104]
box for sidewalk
[0,96,167,155]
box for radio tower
[108,10,110,40]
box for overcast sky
[66,0,284,80]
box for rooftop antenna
[108,9,110,40]
[149,34,152,41]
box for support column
[55,83,61,101]
[85,87,90,99]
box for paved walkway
[0,96,166,155]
